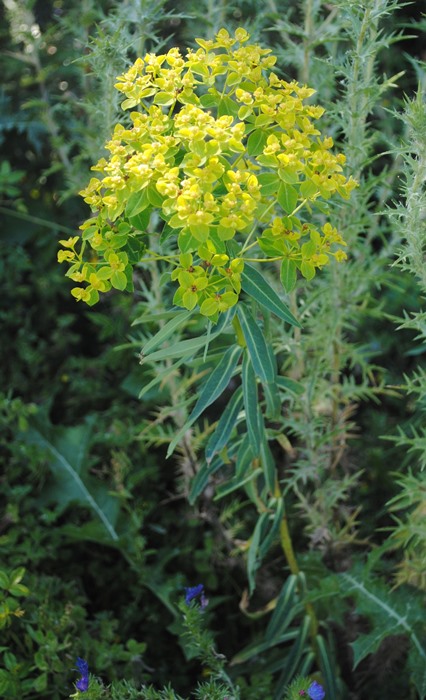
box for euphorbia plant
[59,28,357,696]
[59,27,356,318]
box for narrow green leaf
[262,343,280,418]
[138,357,187,399]
[266,575,299,640]
[231,629,299,665]
[140,311,193,354]
[299,650,315,678]
[133,310,181,323]
[280,258,297,292]
[189,457,223,505]
[141,336,211,363]
[241,265,301,327]
[277,376,305,395]
[242,352,262,455]
[206,389,243,462]
[190,345,242,423]
[214,467,262,500]
[263,381,281,419]
[166,345,242,457]
[237,305,275,383]
[316,634,338,700]
[259,498,284,558]
[236,433,255,478]
[247,512,268,594]
[275,616,311,696]
[260,437,276,494]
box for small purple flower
[184,583,208,608]
[308,681,325,700]
[75,657,89,692]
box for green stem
[275,477,319,641]
[279,503,319,640]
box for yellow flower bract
[59,27,357,313]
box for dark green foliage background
[0,1,425,699]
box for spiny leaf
[340,571,426,669]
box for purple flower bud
[308,681,325,700]
[184,584,205,605]
[75,657,89,693]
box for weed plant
[1,1,426,699]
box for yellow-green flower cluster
[59,27,356,311]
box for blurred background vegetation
[1,1,425,699]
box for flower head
[65,27,356,307]
[184,583,208,608]
[308,681,325,700]
[75,657,89,693]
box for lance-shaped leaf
[241,264,301,327]
[237,305,275,384]
[277,376,305,395]
[259,498,284,559]
[141,306,235,363]
[138,356,188,400]
[22,416,119,541]
[139,310,193,354]
[206,388,243,463]
[263,342,280,419]
[214,466,262,501]
[141,335,212,363]
[247,512,268,594]
[316,634,338,700]
[166,345,242,457]
[189,456,223,505]
[275,616,311,698]
[231,629,299,666]
[242,352,262,455]
[247,500,285,594]
[266,575,301,641]
[260,436,276,494]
